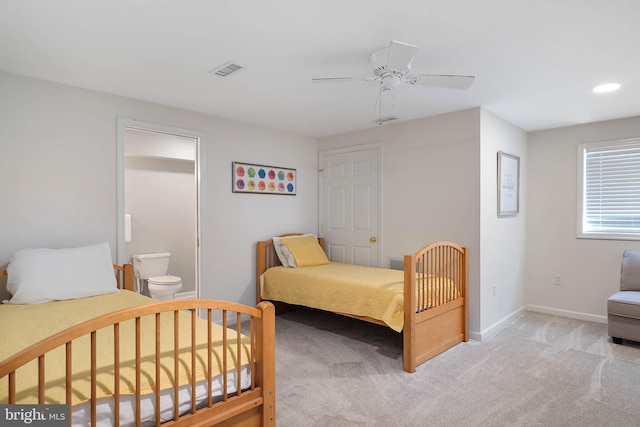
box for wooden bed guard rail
[0,299,276,427]
[403,241,467,372]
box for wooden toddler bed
[0,246,275,427]
[256,234,467,373]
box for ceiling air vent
[209,62,244,77]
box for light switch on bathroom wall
[124,214,132,243]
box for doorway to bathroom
[116,118,204,299]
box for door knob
[370,237,377,243]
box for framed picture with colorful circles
[232,162,296,195]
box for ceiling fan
[312,40,475,92]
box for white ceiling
[1,0,639,138]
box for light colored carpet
[274,308,640,427]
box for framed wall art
[497,151,519,217]
[232,161,296,195]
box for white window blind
[579,138,640,239]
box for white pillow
[271,236,290,267]
[272,234,315,268]
[5,242,118,304]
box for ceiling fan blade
[407,74,475,90]
[311,76,377,84]
[386,41,418,72]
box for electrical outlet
[554,274,562,285]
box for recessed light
[592,82,621,93]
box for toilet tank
[132,252,171,279]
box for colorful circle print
[234,164,295,194]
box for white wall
[0,71,319,307]
[526,116,640,322]
[479,110,527,337]
[319,108,483,334]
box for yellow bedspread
[0,291,250,405]
[262,262,406,332]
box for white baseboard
[174,291,197,300]
[469,305,527,341]
[526,304,607,324]
[469,305,608,341]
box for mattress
[71,365,251,427]
[261,262,406,331]
[262,262,459,332]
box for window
[578,138,640,240]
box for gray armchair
[608,250,640,344]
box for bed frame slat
[114,323,121,427]
[66,342,72,411]
[8,372,15,403]
[207,309,213,408]
[172,310,179,422]
[135,316,142,427]
[37,355,44,404]
[190,309,197,415]
[222,310,228,402]
[236,312,242,397]
[91,330,97,426]
[155,313,161,426]
[250,316,256,391]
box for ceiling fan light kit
[312,40,476,124]
[382,74,402,91]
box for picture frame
[232,161,296,195]
[497,151,519,217]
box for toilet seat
[147,276,183,301]
[148,275,182,286]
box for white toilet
[131,253,183,301]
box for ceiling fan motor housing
[370,48,412,77]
